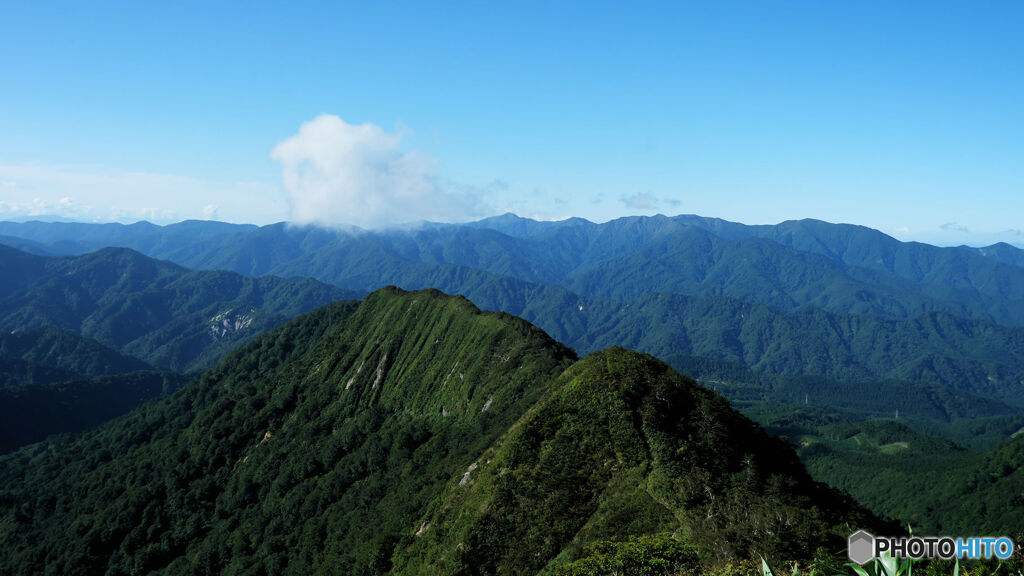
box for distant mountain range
[3,214,1024,405]
[6,214,1024,323]
[0,326,152,386]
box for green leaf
[846,562,874,576]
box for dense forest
[0,243,356,373]
[0,289,883,575]
[0,245,357,454]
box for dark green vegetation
[580,293,1024,403]
[0,243,357,453]
[0,289,880,575]
[680,354,1024,534]
[666,355,1024,450]
[747,407,1024,536]
[0,243,357,373]
[0,327,186,453]
[394,347,874,574]
[0,371,186,454]
[0,327,152,386]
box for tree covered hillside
[0,327,152,386]
[4,216,1024,406]
[0,243,358,373]
[0,288,882,576]
[5,215,1024,326]
[0,327,186,453]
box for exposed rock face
[209,308,256,340]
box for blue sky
[1,2,1022,245]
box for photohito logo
[848,530,1015,564]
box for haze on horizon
[1,2,1022,247]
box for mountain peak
[468,213,594,238]
[0,287,878,575]
[394,345,878,573]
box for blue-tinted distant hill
[0,243,358,373]
[464,211,593,238]
[5,214,1023,324]
[0,219,256,256]
[963,241,1024,268]
[672,215,1024,298]
[6,215,1024,403]
[0,327,152,387]
[0,242,357,451]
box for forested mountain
[0,370,186,454]
[0,288,882,575]
[0,327,152,386]
[581,292,1024,403]
[2,217,1023,572]
[750,408,1024,535]
[965,242,1024,268]
[0,243,358,452]
[0,244,357,373]
[5,215,1024,326]
[0,220,256,257]
[0,327,185,453]
[392,347,873,573]
[666,353,1024,446]
[4,217,1024,406]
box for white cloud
[0,163,283,223]
[620,192,660,210]
[271,114,481,228]
[0,196,94,220]
[203,204,218,220]
[939,221,970,233]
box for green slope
[0,290,573,575]
[583,292,1024,403]
[0,371,187,454]
[0,289,877,576]
[0,327,152,387]
[0,327,187,453]
[748,410,1024,535]
[664,353,1024,450]
[393,347,876,574]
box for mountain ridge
[0,243,357,373]
[7,223,1024,404]
[0,287,884,575]
[6,213,1024,327]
